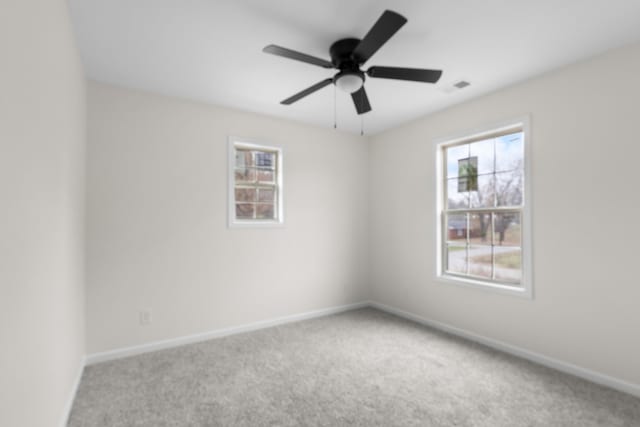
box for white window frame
[228,136,284,228]
[435,116,533,298]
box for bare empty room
[2,1,640,426]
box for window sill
[228,219,285,229]
[435,274,533,299]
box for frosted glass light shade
[335,73,363,93]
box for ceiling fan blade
[263,45,333,69]
[281,78,334,105]
[352,10,407,64]
[367,66,443,83]
[351,86,372,115]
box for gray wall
[0,1,86,426]
[86,82,369,353]
[368,42,640,386]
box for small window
[228,137,283,227]
[436,118,532,297]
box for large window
[228,138,283,227]
[437,118,532,297]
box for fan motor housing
[330,38,362,70]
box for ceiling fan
[263,10,443,115]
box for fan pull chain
[333,84,337,129]
[360,114,364,136]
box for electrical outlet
[139,309,152,325]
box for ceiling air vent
[440,79,471,94]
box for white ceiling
[69,0,640,135]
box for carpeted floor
[68,308,640,426]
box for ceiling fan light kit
[335,71,364,93]
[263,10,443,118]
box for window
[436,118,532,297]
[228,137,283,227]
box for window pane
[468,246,493,278]
[446,144,469,178]
[440,127,526,289]
[495,170,523,206]
[470,174,495,208]
[235,203,254,219]
[235,149,253,168]
[446,214,467,243]
[255,151,275,168]
[495,132,524,172]
[447,178,469,209]
[257,169,275,184]
[494,212,521,246]
[469,213,491,245]
[258,188,275,203]
[494,247,522,283]
[469,138,494,175]
[235,188,256,202]
[446,245,467,275]
[231,142,282,226]
[235,168,255,183]
[256,203,275,219]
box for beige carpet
[69,308,640,426]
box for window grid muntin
[443,211,522,285]
[232,145,281,222]
[442,128,524,287]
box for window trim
[228,136,284,228]
[434,116,533,299]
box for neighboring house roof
[448,219,467,230]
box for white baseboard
[59,356,85,427]
[83,299,639,399]
[86,301,368,365]
[369,301,640,398]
